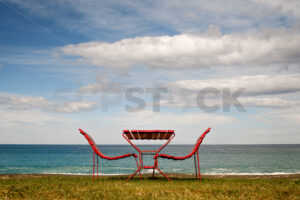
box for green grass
[0,175,299,200]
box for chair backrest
[79,129,106,158]
[188,128,211,156]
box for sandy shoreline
[1,173,300,179]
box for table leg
[126,168,141,181]
[152,169,155,178]
[152,159,157,178]
[156,168,172,182]
[135,157,142,180]
[127,156,142,181]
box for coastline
[1,173,300,179]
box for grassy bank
[0,174,299,199]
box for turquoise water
[0,145,299,175]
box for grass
[0,174,299,200]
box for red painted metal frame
[123,131,175,181]
[79,129,139,181]
[153,128,211,181]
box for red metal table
[123,130,175,181]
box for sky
[0,0,300,144]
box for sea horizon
[1,144,299,145]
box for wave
[204,172,300,175]
[32,172,126,176]
[27,171,300,176]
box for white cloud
[0,109,67,127]
[0,108,86,144]
[239,97,300,108]
[251,0,300,18]
[249,108,300,143]
[59,28,300,69]
[161,74,300,109]
[165,74,300,96]
[162,97,300,109]
[109,110,234,127]
[79,76,124,94]
[0,95,97,113]
[52,101,97,112]
[0,96,52,110]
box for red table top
[123,130,175,140]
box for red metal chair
[78,129,139,180]
[153,128,211,181]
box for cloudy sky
[0,0,300,144]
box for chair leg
[97,155,99,179]
[197,151,201,181]
[139,153,143,168]
[194,153,198,179]
[93,152,95,181]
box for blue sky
[0,0,300,144]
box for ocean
[0,144,299,175]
